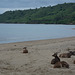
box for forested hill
[0,3,75,24]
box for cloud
[0,0,75,8]
[0,0,75,14]
[0,8,30,14]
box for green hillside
[0,3,75,24]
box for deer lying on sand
[54,61,69,68]
[51,52,60,64]
[51,52,69,68]
[59,51,73,58]
[23,47,28,53]
[59,49,75,58]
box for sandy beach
[0,37,75,75]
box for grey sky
[0,0,75,14]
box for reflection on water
[0,24,75,44]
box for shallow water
[0,24,75,44]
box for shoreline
[0,36,75,45]
[0,36,75,75]
[0,23,75,25]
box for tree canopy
[0,3,75,24]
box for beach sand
[0,37,75,75]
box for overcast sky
[0,0,75,14]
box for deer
[23,47,28,53]
[59,51,72,58]
[54,61,69,68]
[51,52,60,64]
[59,48,75,58]
[51,52,69,68]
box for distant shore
[0,36,75,75]
[0,23,75,25]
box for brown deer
[53,62,61,68]
[59,52,72,58]
[51,52,60,64]
[54,61,69,68]
[51,52,69,68]
[23,47,28,53]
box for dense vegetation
[0,3,75,24]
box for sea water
[0,24,75,44]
